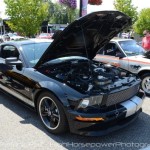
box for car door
[0,45,20,88]
[95,42,129,70]
[0,44,35,106]
[95,43,121,67]
[127,56,143,74]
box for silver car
[95,38,150,95]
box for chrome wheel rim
[142,76,150,94]
[39,97,60,130]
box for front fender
[36,81,85,107]
[138,67,150,75]
[138,67,150,73]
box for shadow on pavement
[0,92,150,150]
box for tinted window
[22,42,50,67]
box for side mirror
[115,53,124,59]
[5,57,23,70]
[5,57,22,65]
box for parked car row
[0,33,25,42]
[0,11,146,136]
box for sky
[0,0,150,19]
[83,0,150,13]
[0,0,6,19]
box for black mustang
[0,11,145,136]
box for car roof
[1,38,52,46]
[110,38,134,42]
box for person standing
[142,30,150,51]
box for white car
[2,33,24,41]
[95,38,150,95]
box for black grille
[106,84,139,106]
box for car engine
[40,57,137,94]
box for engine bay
[39,57,137,94]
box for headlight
[78,96,103,109]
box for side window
[104,43,119,56]
[1,45,19,59]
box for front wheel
[141,73,150,96]
[37,92,68,134]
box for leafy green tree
[45,0,78,24]
[133,8,150,35]
[114,0,138,24]
[4,0,49,37]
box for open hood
[35,11,131,68]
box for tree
[133,8,150,35]
[58,0,77,9]
[4,0,49,37]
[45,0,78,24]
[114,0,138,24]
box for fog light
[76,116,104,122]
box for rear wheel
[37,92,68,134]
[141,73,150,96]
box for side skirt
[0,83,35,108]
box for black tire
[37,92,68,134]
[141,73,150,96]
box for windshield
[119,40,145,56]
[22,42,50,67]
[8,33,17,37]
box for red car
[37,33,52,39]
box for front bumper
[66,90,145,136]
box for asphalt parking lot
[0,92,150,150]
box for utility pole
[79,0,82,17]
[0,11,2,35]
[79,0,88,17]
